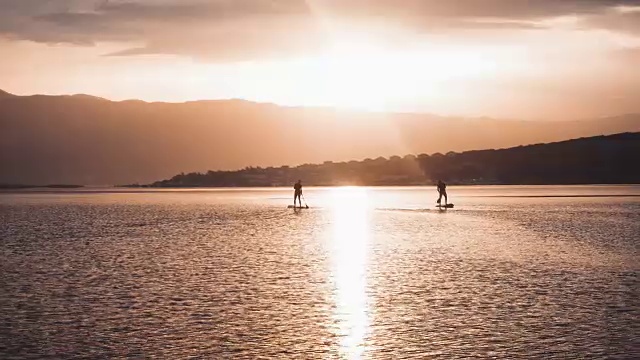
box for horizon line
[3,87,640,122]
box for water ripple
[1,187,638,359]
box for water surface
[1,186,638,359]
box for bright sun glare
[231,39,517,112]
[92,32,527,113]
[329,187,371,358]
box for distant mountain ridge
[0,89,16,98]
[1,89,639,185]
[147,132,640,187]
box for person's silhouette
[293,180,303,208]
[437,180,448,205]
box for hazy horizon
[5,88,640,122]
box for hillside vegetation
[146,133,640,187]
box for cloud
[582,7,640,35]
[0,0,639,60]
[103,15,327,61]
[325,0,628,19]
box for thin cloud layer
[583,6,640,36]
[1,0,639,60]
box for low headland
[124,132,639,188]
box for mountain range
[1,89,639,185]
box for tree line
[135,133,640,187]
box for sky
[1,0,639,119]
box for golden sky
[1,0,639,119]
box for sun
[172,35,525,114]
[247,39,508,112]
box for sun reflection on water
[328,187,371,359]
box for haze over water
[1,185,638,359]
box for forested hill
[144,132,640,187]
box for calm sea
[1,186,638,359]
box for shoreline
[118,182,640,189]
[0,184,84,190]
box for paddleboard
[436,203,454,209]
[288,205,309,209]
